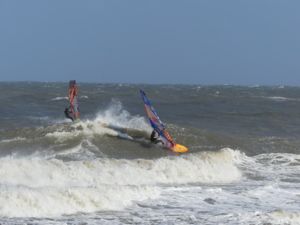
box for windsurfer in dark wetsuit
[69,80,80,120]
[64,107,74,121]
[64,80,80,122]
[150,130,164,144]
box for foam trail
[47,100,151,141]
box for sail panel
[140,90,174,146]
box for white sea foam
[51,96,68,101]
[264,96,299,102]
[45,130,83,142]
[268,96,290,101]
[252,95,300,102]
[0,148,242,188]
[248,153,300,182]
[0,185,159,218]
[0,137,26,143]
[0,148,242,217]
[94,100,151,131]
[269,210,300,225]
[45,121,122,145]
[50,95,88,101]
[46,100,150,142]
[48,99,151,139]
[46,102,135,141]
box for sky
[0,0,300,85]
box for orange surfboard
[171,143,188,153]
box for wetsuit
[150,130,164,144]
[69,80,80,120]
[64,108,74,121]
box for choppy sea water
[0,82,299,225]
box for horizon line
[0,80,297,87]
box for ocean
[0,82,299,225]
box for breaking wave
[0,148,242,217]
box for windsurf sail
[67,80,80,121]
[140,90,175,147]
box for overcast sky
[0,0,300,85]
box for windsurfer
[150,130,164,144]
[68,80,80,120]
[64,80,80,122]
[64,107,74,121]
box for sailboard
[67,80,80,121]
[140,90,188,153]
